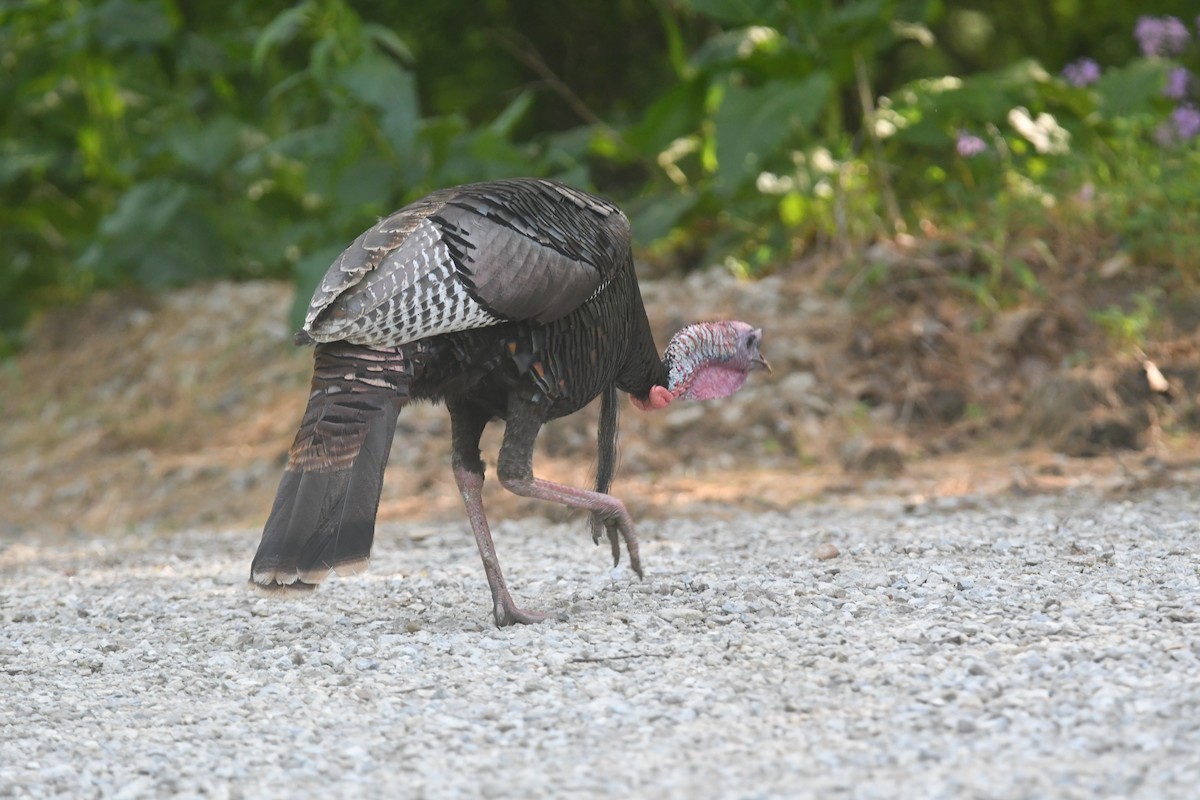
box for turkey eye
[745,333,758,349]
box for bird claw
[590,512,606,546]
[627,544,644,580]
[617,521,643,580]
[590,513,639,577]
[493,597,566,628]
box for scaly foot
[590,511,643,578]
[493,595,567,628]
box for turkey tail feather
[250,343,409,591]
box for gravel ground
[3,486,1199,799]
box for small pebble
[814,542,840,560]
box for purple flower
[1164,67,1191,100]
[1062,58,1101,87]
[1135,16,1191,57]
[956,132,986,158]
[1172,105,1200,140]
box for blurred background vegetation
[3,0,1198,354]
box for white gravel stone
[2,488,1200,798]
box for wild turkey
[250,178,769,626]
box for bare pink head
[631,321,769,411]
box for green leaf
[333,156,397,213]
[624,80,706,156]
[82,179,228,289]
[544,126,594,161]
[0,139,57,185]
[89,0,177,50]
[890,118,952,149]
[1094,60,1168,118]
[381,90,420,159]
[488,91,534,138]
[337,53,412,109]
[336,52,419,155]
[253,2,313,74]
[825,0,889,38]
[625,191,700,248]
[713,73,832,195]
[167,116,245,176]
[99,178,190,241]
[679,0,781,26]
[690,26,783,70]
[779,191,806,226]
[264,122,345,165]
[887,60,1062,139]
[365,23,415,66]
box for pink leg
[452,465,561,627]
[498,475,643,579]
[497,398,644,579]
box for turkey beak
[744,326,770,373]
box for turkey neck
[609,260,669,399]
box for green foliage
[2,0,1199,353]
[0,0,582,349]
[1091,289,1165,351]
[863,49,1198,310]
[1081,117,1200,271]
[617,0,942,269]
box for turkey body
[252,178,674,626]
